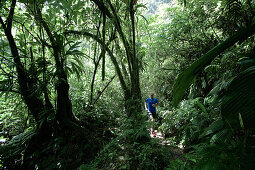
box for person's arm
[144,101,148,111]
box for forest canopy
[1,0,255,169]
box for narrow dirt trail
[151,130,185,161]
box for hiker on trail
[145,93,159,137]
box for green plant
[87,114,177,170]
[159,97,217,147]
[0,129,37,169]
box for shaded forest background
[1,0,255,169]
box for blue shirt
[145,98,159,113]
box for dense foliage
[1,0,255,169]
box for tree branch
[102,13,106,81]
[6,0,16,31]
[64,30,130,97]
[106,0,133,76]
[161,68,180,71]
[92,75,116,105]
[35,6,56,47]
[0,16,6,30]
[90,0,112,18]
[14,19,52,48]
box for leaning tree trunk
[35,6,76,129]
[0,1,54,168]
[0,0,53,134]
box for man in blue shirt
[145,93,159,137]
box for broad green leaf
[172,22,255,107]
[221,66,255,130]
[199,119,224,138]
[210,128,232,144]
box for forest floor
[152,130,184,161]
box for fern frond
[224,0,242,20]
[0,130,37,159]
[8,130,36,145]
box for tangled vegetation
[1,0,255,169]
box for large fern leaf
[172,21,255,107]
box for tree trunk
[0,1,51,130]
[35,6,76,128]
[0,2,54,168]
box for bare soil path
[151,130,184,161]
